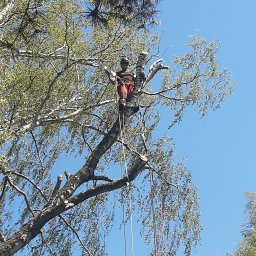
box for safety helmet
[120,57,129,65]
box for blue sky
[157,0,256,255]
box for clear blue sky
[157,0,256,255]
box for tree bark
[0,1,14,25]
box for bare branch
[91,176,114,182]
[64,171,71,181]
[145,165,179,188]
[49,175,62,201]
[8,171,47,201]
[6,176,35,216]
[70,158,146,206]
[0,176,8,202]
[59,215,93,256]
[30,131,45,173]
[142,90,191,102]
[0,233,5,243]
[5,49,99,67]
[143,59,169,86]
[117,138,148,162]
[142,71,202,96]
[17,99,114,134]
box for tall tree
[228,193,256,256]
[0,0,234,255]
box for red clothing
[117,82,134,99]
[116,69,135,100]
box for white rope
[150,170,158,256]
[114,80,135,256]
[118,111,128,256]
[119,111,135,256]
[114,79,128,256]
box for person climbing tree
[113,57,136,110]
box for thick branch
[0,159,145,255]
[16,99,114,134]
[70,159,146,205]
[14,50,99,67]
[143,59,169,86]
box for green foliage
[0,1,234,255]
[229,193,256,256]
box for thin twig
[6,176,35,216]
[30,131,45,173]
[59,215,93,256]
[8,171,47,201]
[146,166,179,189]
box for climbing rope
[115,78,135,256]
[139,111,158,256]
[150,170,158,256]
[121,114,135,256]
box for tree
[229,193,256,256]
[0,0,234,255]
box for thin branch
[59,215,93,256]
[168,103,185,129]
[0,176,8,202]
[91,175,114,182]
[142,90,191,102]
[81,126,93,153]
[116,138,148,163]
[0,233,5,243]
[6,176,35,216]
[88,23,123,58]
[143,71,202,96]
[18,99,114,133]
[116,139,178,188]
[30,131,45,173]
[69,159,146,207]
[38,229,55,255]
[145,165,179,189]
[8,170,47,201]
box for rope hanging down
[104,52,149,256]
[117,85,135,256]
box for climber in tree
[113,57,136,109]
